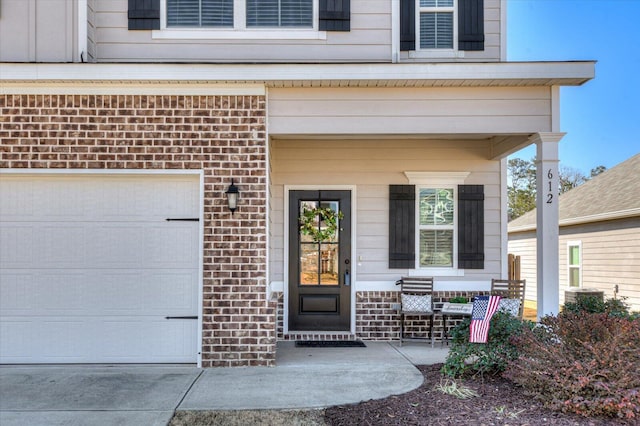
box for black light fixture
[225,179,239,214]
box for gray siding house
[0,0,594,366]
[509,153,640,312]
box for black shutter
[389,185,415,269]
[458,185,484,269]
[400,0,415,51]
[319,0,350,31]
[128,0,160,30]
[458,0,484,51]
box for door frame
[283,185,357,335]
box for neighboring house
[0,0,594,367]
[509,153,640,312]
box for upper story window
[167,0,234,27]
[400,0,484,55]
[166,0,313,29]
[247,0,313,27]
[419,0,454,49]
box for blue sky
[507,0,640,174]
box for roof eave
[508,208,640,234]
[0,61,596,87]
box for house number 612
[546,169,553,204]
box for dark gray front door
[288,190,351,331]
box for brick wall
[0,93,274,367]
[276,289,488,342]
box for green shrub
[442,312,532,378]
[563,296,637,319]
[449,296,469,304]
[504,312,640,420]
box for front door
[288,190,351,331]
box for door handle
[344,269,350,286]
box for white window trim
[567,241,582,289]
[410,0,461,58]
[154,0,326,40]
[405,171,469,277]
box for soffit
[0,61,595,88]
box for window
[166,0,313,29]
[568,242,582,288]
[167,0,233,27]
[418,188,455,267]
[247,0,313,27]
[389,173,481,273]
[418,0,454,49]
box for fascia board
[0,61,596,86]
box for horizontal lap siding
[560,220,640,311]
[269,139,502,284]
[94,0,391,62]
[508,219,640,312]
[269,87,552,135]
[507,232,537,302]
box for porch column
[531,132,565,320]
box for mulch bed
[324,364,634,426]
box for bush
[564,296,639,320]
[442,312,532,378]
[504,311,640,419]
[449,296,469,304]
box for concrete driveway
[0,342,447,426]
[0,366,201,426]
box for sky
[507,0,640,175]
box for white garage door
[0,174,200,363]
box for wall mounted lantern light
[226,180,239,214]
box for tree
[507,158,605,221]
[558,165,588,194]
[590,165,607,177]
[507,158,536,221]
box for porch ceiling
[270,134,532,161]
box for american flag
[469,295,502,343]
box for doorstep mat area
[295,340,366,348]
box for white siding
[268,87,552,136]
[508,218,640,312]
[270,139,503,285]
[87,0,96,61]
[507,231,537,303]
[93,0,391,62]
[90,0,503,63]
[0,0,76,62]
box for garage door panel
[146,224,199,268]
[39,226,87,268]
[149,271,198,313]
[88,225,145,267]
[0,179,34,219]
[0,174,200,364]
[95,178,199,221]
[0,226,33,268]
[34,179,87,220]
[0,272,34,312]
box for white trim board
[0,62,596,87]
[355,280,492,292]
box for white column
[531,132,565,320]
